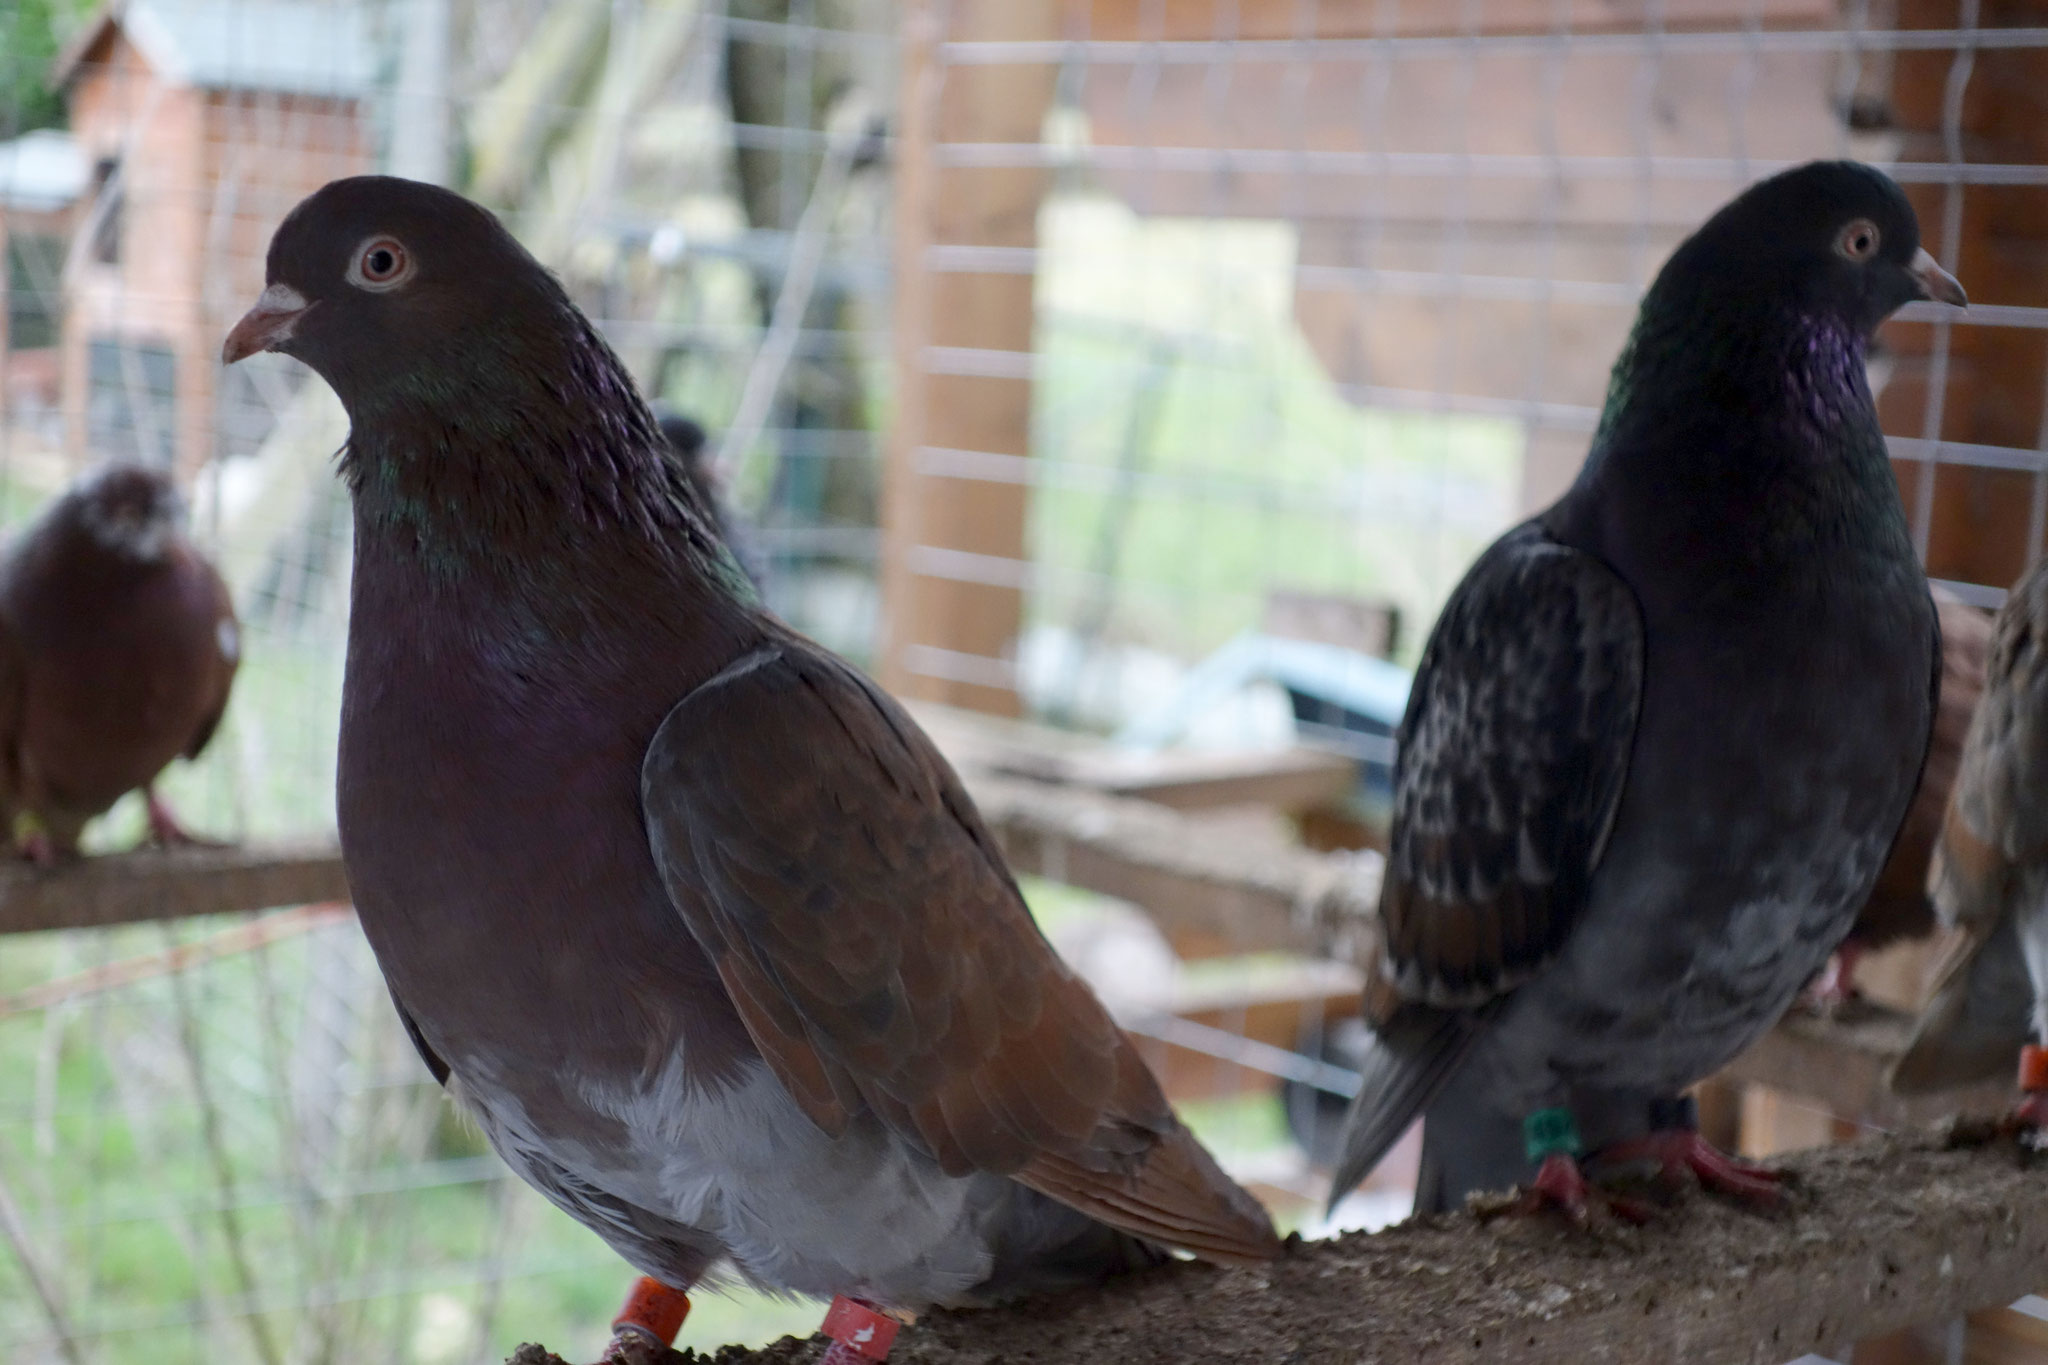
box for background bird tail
[1325,1003,1486,1212]
[1891,911,2033,1093]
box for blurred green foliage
[3,0,92,137]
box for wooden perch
[506,1125,2048,1365]
[0,840,348,935]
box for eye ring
[347,235,414,292]
[1836,218,1881,263]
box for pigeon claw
[2001,1049,2048,1143]
[1597,1130,1785,1210]
[1494,1153,1655,1227]
[1799,943,1865,1016]
[143,789,225,850]
[2012,1093,2048,1133]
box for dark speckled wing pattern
[639,639,1280,1266]
[1373,521,1645,1016]
[1327,522,1643,1198]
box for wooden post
[879,0,1060,716]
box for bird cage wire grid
[0,0,2037,1361]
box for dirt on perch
[506,1123,2048,1365]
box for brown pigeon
[1326,162,1961,1223]
[1891,558,2048,1125]
[0,463,239,862]
[1809,588,1994,1006]
[223,176,1277,1362]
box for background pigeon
[1809,588,1993,1007]
[1327,161,1961,1221]
[223,177,1277,1360]
[0,463,239,862]
[1891,558,2048,1125]
[650,406,769,596]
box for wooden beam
[878,0,1060,716]
[0,841,349,936]
[507,1125,2048,1365]
[913,699,1358,814]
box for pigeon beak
[1908,248,1967,308]
[223,283,312,364]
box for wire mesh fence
[1,0,2042,1360]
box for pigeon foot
[2012,1092,2048,1130]
[818,1295,900,1364]
[1799,942,1865,1015]
[2001,1046,2048,1146]
[143,789,225,849]
[1490,1153,1655,1227]
[18,830,57,867]
[1596,1130,1784,1209]
[593,1277,689,1364]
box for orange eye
[1836,219,1880,262]
[348,236,412,291]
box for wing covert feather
[1372,522,1644,1015]
[640,641,1278,1263]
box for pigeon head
[64,463,188,563]
[1662,160,1965,336]
[225,177,745,596]
[223,176,589,420]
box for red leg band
[612,1277,690,1347]
[820,1296,898,1362]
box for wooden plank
[1719,1003,2015,1132]
[877,0,1060,716]
[1079,0,1837,43]
[964,771,1382,959]
[508,1126,2048,1365]
[0,841,350,936]
[912,699,1359,813]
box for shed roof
[0,130,89,213]
[53,0,375,99]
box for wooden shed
[50,0,375,476]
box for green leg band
[1524,1106,1582,1163]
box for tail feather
[1891,915,2032,1094]
[1020,1121,1281,1267]
[1326,1004,1486,1213]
